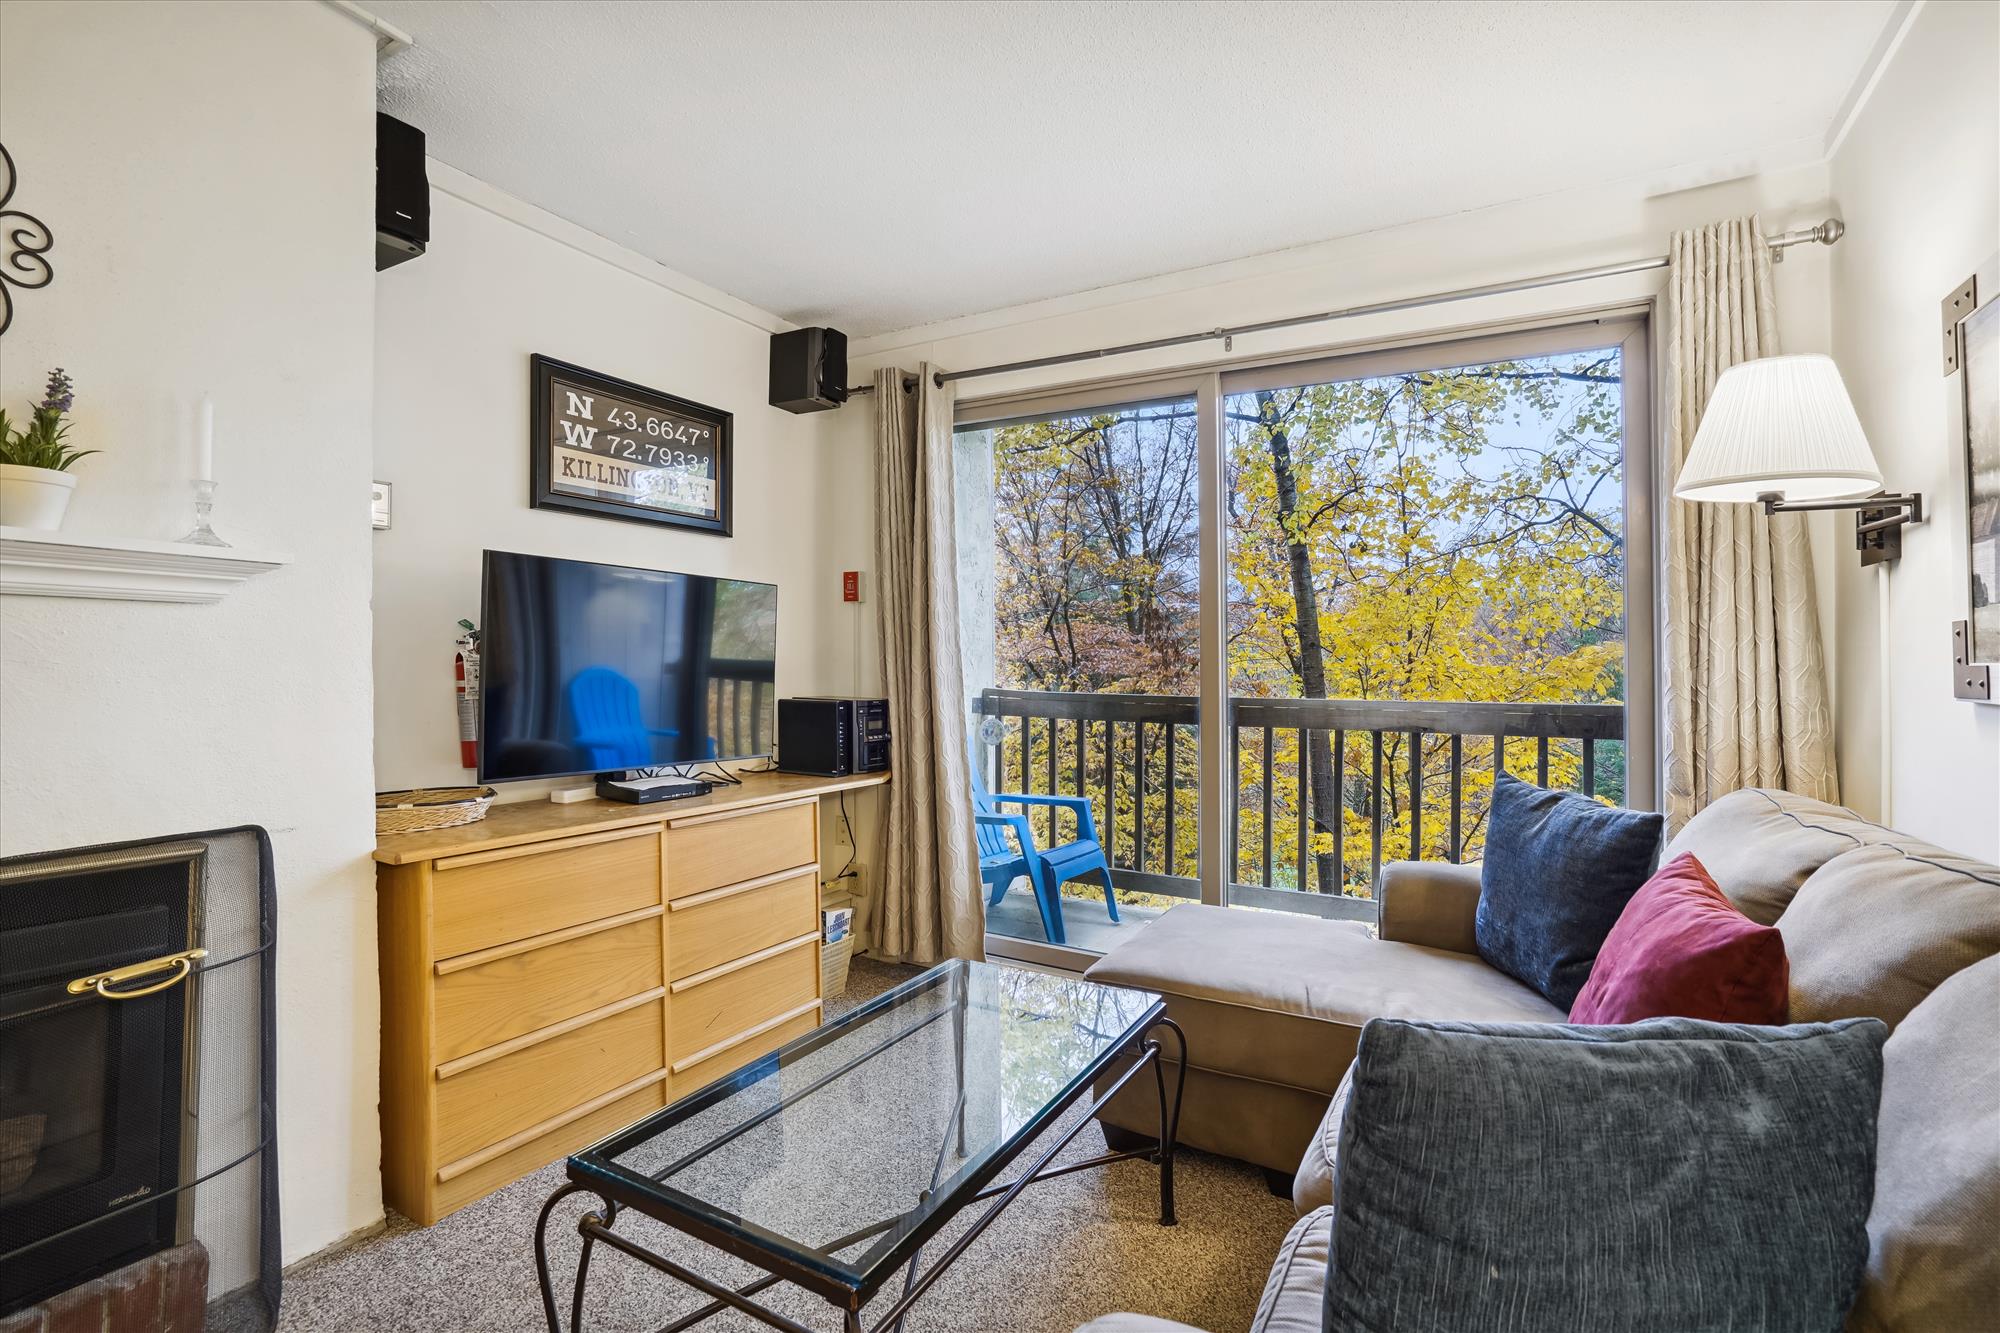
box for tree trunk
[1259,391,1341,893]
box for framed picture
[1965,298,1999,664]
[529,354,732,535]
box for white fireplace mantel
[0,527,290,603]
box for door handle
[66,948,208,1000]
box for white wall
[371,167,866,798]
[0,0,381,1263]
[826,164,1846,752]
[1828,0,2000,857]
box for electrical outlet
[833,817,852,847]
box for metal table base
[533,1016,1186,1333]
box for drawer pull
[668,865,817,911]
[435,1070,667,1183]
[435,905,664,976]
[668,932,818,994]
[435,987,664,1080]
[670,999,822,1075]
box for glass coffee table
[533,959,1183,1333]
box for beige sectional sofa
[1079,789,2000,1333]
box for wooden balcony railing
[705,658,776,758]
[974,687,1625,923]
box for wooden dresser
[372,770,888,1225]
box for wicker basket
[821,932,855,1000]
[820,883,856,999]
[375,787,496,836]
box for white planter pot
[0,464,79,531]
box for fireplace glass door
[0,848,202,1313]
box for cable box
[597,775,713,804]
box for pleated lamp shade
[1674,354,1884,503]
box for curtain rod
[848,218,1844,397]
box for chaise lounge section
[1085,859,1552,1182]
[1082,788,2000,1332]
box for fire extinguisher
[455,619,480,771]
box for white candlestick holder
[177,479,231,547]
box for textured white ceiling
[372,0,1895,336]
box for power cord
[830,788,859,884]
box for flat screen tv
[478,550,777,782]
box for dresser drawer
[432,827,661,959]
[435,994,664,1166]
[669,938,819,1068]
[434,1077,666,1221]
[668,869,818,982]
[434,911,663,1064]
[665,800,816,899]
[671,1004,821,1098]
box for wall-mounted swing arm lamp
[1674,354,1923,566]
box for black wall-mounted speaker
[769,327,849,413]
[376,112,429,271]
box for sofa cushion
[1779,842,2000,1029]
[1086,904,1562,1099]
[1375,858,1482,954]
[1474,775,1665,1009]
[1662,787,1872,924]
[1250,1206,1333,1333]
[1325,1015,1888,1333]
[1569,852,1789,1025]
[1848,955,2000,1331]
[1291,1064,1352,1215]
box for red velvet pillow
[1569,852,1789,1025]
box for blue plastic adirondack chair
[567,667,680,769]
[968,736,1119,946]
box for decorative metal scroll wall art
[0,143,55,337]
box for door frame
[961,310,1657,967]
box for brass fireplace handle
[66,948,208,1000]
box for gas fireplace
[0,830,278,1329]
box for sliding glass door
[1220,322,1649,920]
[953,389,1204,957]
[955,319,1652,959]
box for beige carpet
[280,958,1293,1333]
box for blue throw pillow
[1475,774,1663,1008]
[1325,1016,1888,1333]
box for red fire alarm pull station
[842,571,862,602]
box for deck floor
[985,888,1165,954]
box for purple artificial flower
[40,367,73,414]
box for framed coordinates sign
[529,354,733,535]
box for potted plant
[0,368,95,531]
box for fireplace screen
[0,829,279,1328]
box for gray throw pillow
[1325,1015,1887,1333]
[1474,774,1664,1009]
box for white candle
[197,397,214,482]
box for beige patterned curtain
[1662,216,1839,829]
[867,365,985,963]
